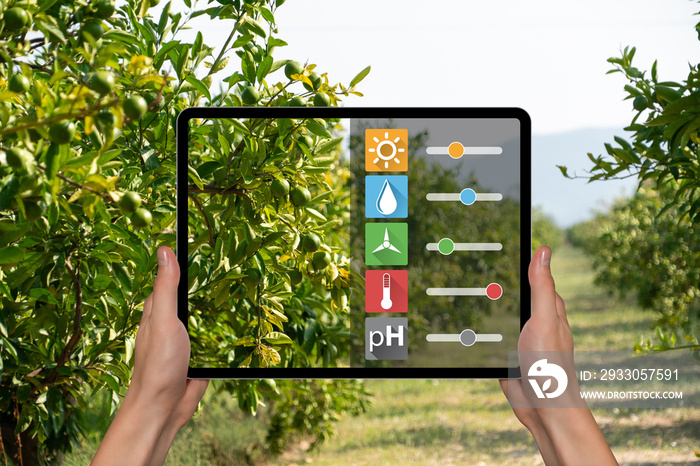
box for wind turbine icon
[372,227,401,254]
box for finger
[151,246,180,324]
[499,378,508,397]
[555,292,567,321]
[141,294,154,323]
[528,246,558,322]
[184,378,209,406]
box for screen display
[177,108,530,378]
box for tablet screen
[177,108,530,378]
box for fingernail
[158,247,168,267]
[540,247,551,266]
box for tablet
[177,107,531,379]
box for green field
[65,245,699,465]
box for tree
[558,9,700,352]
[576,185,700,347]
[0,0,370,462]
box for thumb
[151,246,180,322]
[528,246,557,322]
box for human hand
[499,246,617,465]
[93,246,209,466]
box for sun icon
[365,129,408,172]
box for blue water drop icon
[376,179,397,215]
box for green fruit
[131,208,152,228]
[311,251,330,270]
[313,92,330,107]
[288,270,303,286]
[633,95,648,111]
[24,202,42,222]
[95,110,116,132]
[8,75,30,93]
[284,61,304,80]
[144,92,165,111]
[6,148,29,170]
[118,191,142,213]
[87,71,115,95]
[149,0,161,7]
[303,71,322,91]
[243,268,262,289]
[123,95,148,120]
[241,86,260,105]
[81,21,104,40]
[94,0,116,18]
[258,379,277,393]
[301,233,321,253]
[288,96,306,107]
[290,187,311,206]
[49,121,76,144]
[4,7,30,32]
[270,179,290,197]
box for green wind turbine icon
[372,227,401,254]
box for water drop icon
[376,179,397,215]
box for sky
[174,0,700,225]
[179,0,699,134]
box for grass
[64,245,699,465]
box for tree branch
[188,192,214,247]
[42,244,83,388]
[187,183,245,195]
[0,98,119,137]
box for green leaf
[256,55,273,83]
[243,17,267,38]
[0,246,24,264]
[154,40,181,68]
[268,38,288,48]
[232,335,256,347]
[349,65,371,88]
[232,34,254,48]
[316,137,343,154]
[44,143,60,180]
[35,14,66,43]
[270,59,290,73]
[306,119,331,139]
[259,7,275,24]
[185,76,211,101]
[0,175,19,210]
[103,30,144,53]
[263,332,292,345]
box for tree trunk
[0,413,41,466]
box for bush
[586,183,700,339]
[0,0,370,462]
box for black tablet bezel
[177,107,531,379]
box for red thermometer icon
[381,273,393,310]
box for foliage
[531,207,562,255]
[186,117,359,371]
[265,379,372,454]
[580,184,700,350]
[557,10,700,354]
[0,0,370,462]
[558,41,700,223]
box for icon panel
[365,317,408,360]
[365,223,408,266]
[365,270,408,313]
[365,176,408,218]
[365,129,408,172]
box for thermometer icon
[381,273,393,310]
